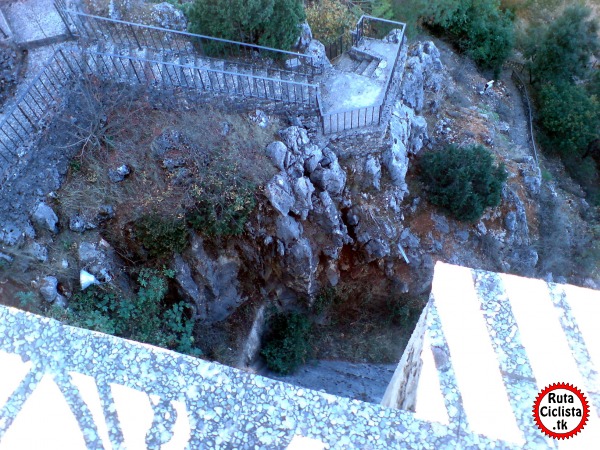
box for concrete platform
[319,37,400,115]
[1,0,67,46]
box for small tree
[187,0,305,50]
[524,5,599,84]
[423,0,514,76]
[419,144,508,222]
[261,312,312,374]
[538,82,599,158]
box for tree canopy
[187,0,305,50]
[524,5,599,84]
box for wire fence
[54,0,321,77]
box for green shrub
[261,312,312,374]
[64,269,201,356]
[391,0,427,38]
[424,0,515,75]
[524,6,599,84]
[187,152,256,237]
[537,82,599,158]
[186,0,305,50]
[135,214,189,258]
[311,287,338,316]
[305,0,357,45]
[419,144,508,222]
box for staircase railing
[0,48,78,186]
[54,0,321,77]
[0,44,321,185]
[79,47,319,106]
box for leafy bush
[311,287,338,316]
[305,0,356,45]
[537,82,599,158]
[424,0,515,75]
[63,269,201,356]
[524,6,599,84]
[186,0,305,50]
[261,312,312,374]
[391,0,427,38]
[135,214,189,258]
[419,144,508,222]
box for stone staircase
[335,48,381,78]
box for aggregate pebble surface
[0,304,508,449]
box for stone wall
[381,301,429,410]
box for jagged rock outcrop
[178,234,244,323]
[383,103,429,199]
[401,41,444,114]
[304,40,332,70]
[32,202,59,233]
[152,2,187,31]
[39,276,67,307]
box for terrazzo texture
[2,261,598,448]
[0,302,510,449]
[408,262,600,449]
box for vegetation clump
[135,214,189,258]
[187,153,257,237]
[186,0,305,50]
[424,0,515,75]
[523,6,600,204]
[261,311,312,374]
[419,144,508,222]
[523,5,599,85]
[20,269,201,357]
[305,0,357,45]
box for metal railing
[54,0,321,77]
[0,48,78,183]
[319,16,406,134]
[78,48,319,106]
[318,92,382,134]
[0,44,320,182]
[324,32,354,61]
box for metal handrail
[55,3,320,74]
[83,48,319,89]
[0,47,79,187]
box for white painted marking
[432,263,524,444]
[286,435,329,449]
[0,351,31,410]
[69,372,113,450]
[111,383,154,450]
[161,400,191,450]
[0,374,87,449]
[561,284,600,399]
[503,274,586,391]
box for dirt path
[500,67,534,159]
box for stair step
[362,58,380,77]
[355,58,370,75]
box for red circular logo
[533,383,590,439]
